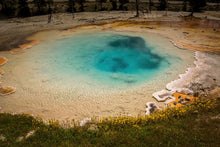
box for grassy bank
[0,98,219,146]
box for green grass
[0,98,219,146]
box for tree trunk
[189,7,194,17]
[100,2,102,10]
[48,5,52,23]
[47,1,53,23]
[217,2,219,11]
[135,0,139,17]
[72,5,75,18]
[37,3,41,14]
[80,3,84,12]
[165,0,168,16]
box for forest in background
[0,0,219,19]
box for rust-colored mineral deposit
[169,92,198,107]
[19,40,39,49]
[0,86,16,95]
[10,48,26,54]
[0,57,7,66]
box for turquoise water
[0,30,195,120]
[0,30,195,91]
[41,32,172,86]
[95,35,162,73]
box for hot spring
[0,29,195,120]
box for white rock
[172,88,193,95]
[79,118,92,126]
[145,102,159,115]
[16,130,35,142]
[152,90,173,102]
[25,130,35,139]
[16,136,24,142]
[164,97,176,107]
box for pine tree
[96,0,107,10]
[182,0,187,11]
[149,0,154,13]
[188,0,206,16]
[119,0,129,10]
[110,0,117,10]
[76,0,85,12]
[0,0,17,17]
[67,0,76,13]
[18,0,31,17]
[33,0,47,15]
[158,0,168,11]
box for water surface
[0,30,195,120]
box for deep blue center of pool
[95,36,162,74]
[47,32,171,85]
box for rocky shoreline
[150,51,220,113]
